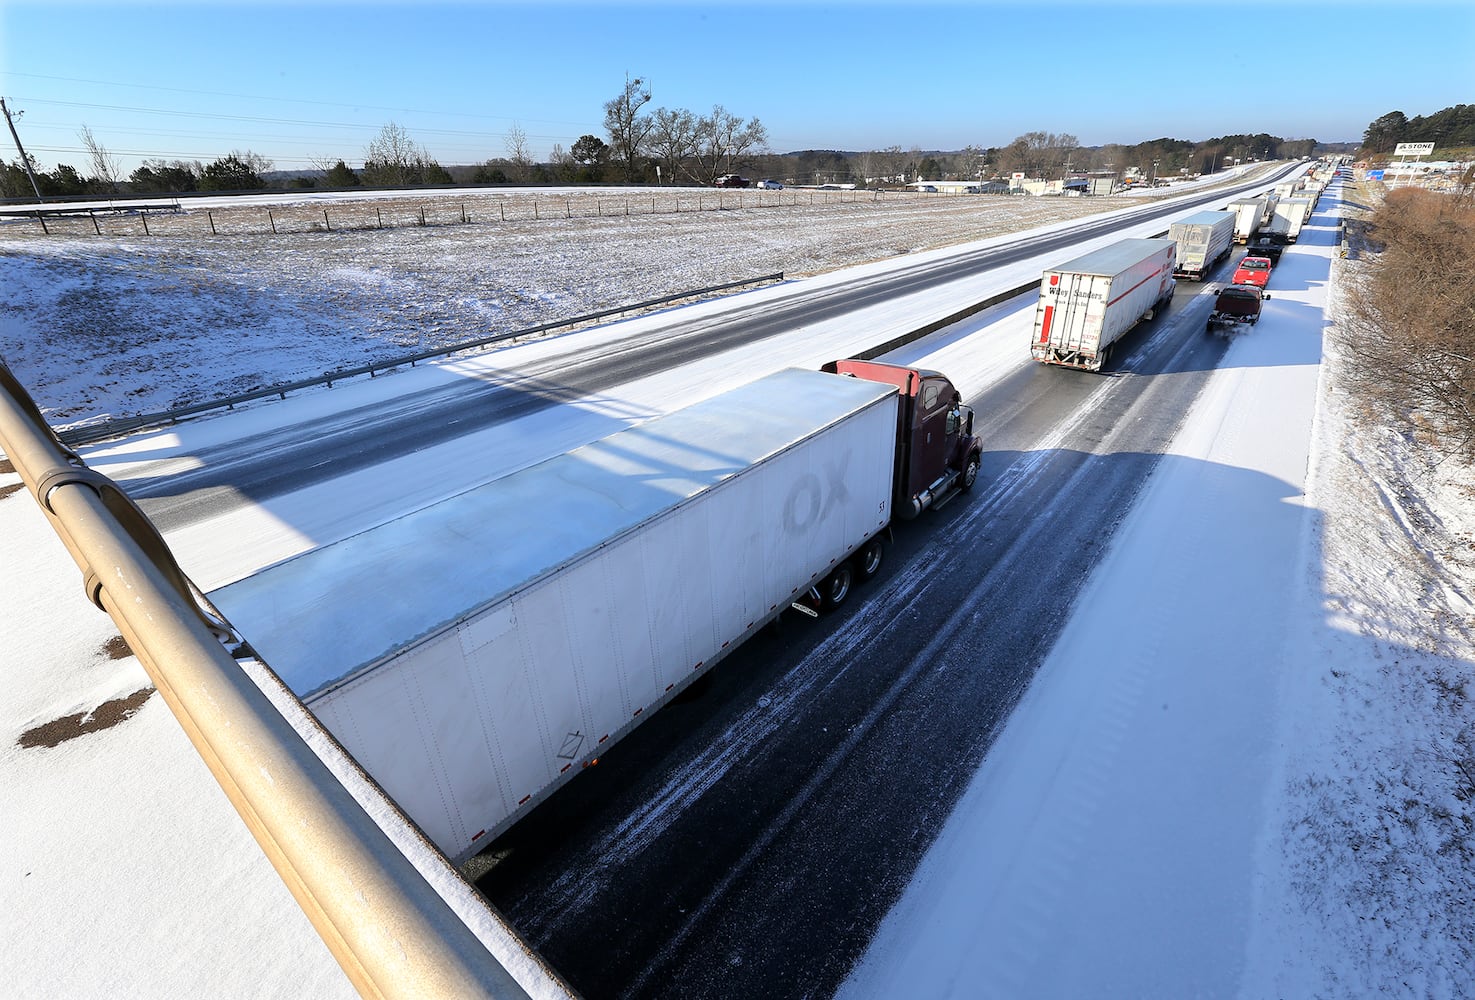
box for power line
[2,70,600,131]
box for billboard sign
[1394,142,1436,157]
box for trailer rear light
[518,794,531,805]
[472,829,486,842]
[584,758,600,768]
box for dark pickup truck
[1246,239,1284,265]
[1206,285,1270,335]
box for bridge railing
[0,356,572,1000]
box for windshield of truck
[1240,259,1269,270]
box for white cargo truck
[1264,197,1309,244]
[212,365,982,863]
[1029,237,1177,372]
[1229,197,1266,243]
[1168,210,1236,281]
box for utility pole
[0,97,44,200]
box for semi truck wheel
[821,564,853,609]
[961,453,980,492]
[855,537,884,580]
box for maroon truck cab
[822,359,983,518]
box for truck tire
[960,452,981,492]
[855,537,884,580]
[821,564,853,609]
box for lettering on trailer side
[782,450,853,535]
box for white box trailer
[212,369,901,862]
[1229,198,1266,243]
[1266,197,1309,243]
[1168,210,1236,281]
[1030,237,1177,373]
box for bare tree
[997,131,1079,179]
[604,74,654,182]
[504,122,533,183]
[548,142,576,183]
[689,105,769,184]
[362,121,440,186]
[878,146,906,184]
[646,107,696,184]
[1338,187,1475,453]
[77,124,122,193]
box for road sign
[1394,142,1435,157]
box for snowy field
[1,178,1212,429]
[3,171,1473,998]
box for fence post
[207,211,215,235]
[141,212,150,236]
[323,209,331,232]
[534,202,539,221]
[268,210,277,234]
[376,207,383,229]
[419,206,426,226]
[500,202,505,221]
[566,200,571,219]
[461,204,467,224]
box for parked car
[714,174,750,188]
[920,184,938,193]
[756,179,783,189]
[1231,255,1273,288]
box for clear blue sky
[1,0,1470,174]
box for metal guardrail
[60,272,785,446]
[0,357,572,1000]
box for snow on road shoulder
[840,206,1330,997]
[1239,228,1475,993]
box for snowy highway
[83,164,1298,595]
[17,161,1414,1000]
[465,232,1260,998]
[73,165,1304,999]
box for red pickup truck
[1232,255,1273,288]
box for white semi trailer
[212,365,982,863]
[1029,237,1177,373]
[1229,197,1266,243]
[1168,210,1236,281]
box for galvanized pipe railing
[0,357,571,1000]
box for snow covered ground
[3,170,1472,997]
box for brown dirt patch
[18,687,155,748]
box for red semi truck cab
[822,359,983,518]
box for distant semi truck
[1029,237,1177,372]
[1229,197,1267,243]
[1262,198,1310,244]
[213,363,982,863]
[1168,210,1236,281]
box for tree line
[0,75,1333,199]
[1338,181,1475,455]
[1361,105,1475,156]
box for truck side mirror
[946,408,960,435]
